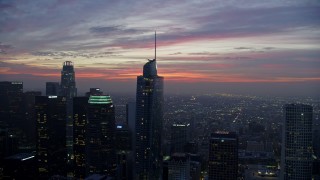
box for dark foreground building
[208,132,238,180]
[3,153,36,179]
[86,95,116,176]
[0,81,24,132]
[73,96,89,179]
[35,96,67,178]
[281,104,313,179]
[135,33,164,179]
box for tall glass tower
[60,61,77,98]
[86,95,116,176]
[35,96,67,178]
[60,61,77,177]
[208,132,238,180]
[135,32,164,179]
[281,104,313,179]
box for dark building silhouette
[60,61,77,98]
[74,88,117,179]
[23,91,41,144]
[208,132,238,180]
[73,96,89,179]
[190,160,201,180]
[46,82,60,96]
[168,153,191,180]
[184,141,198,154]
[86,95,116,176]
[126,102,136,178]
[0,81,24,132]
[171,123,190,154]
[35,96,67,178]
[313,159,320,179]
[85,88,103,97]
[126,102,136,152]
[281,104,313,179]
[0,131,19,162]
[3,153,36,179]
[135,32,164,179]
[115,124,132,180]
[60,61,77,177]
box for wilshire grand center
[135,33,164,180]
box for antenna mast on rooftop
[155,31,156,60]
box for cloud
[0,3,14,10]
[234,47,252,50]
[188,52,219,56]
[32,50,118,59]
[0,0,319,94]
[169,52,182,55]
[89,26,122,34]
[0,42,13,54]
[89,25,146,37]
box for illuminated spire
[143,32,158,77]
[155,31,156,60]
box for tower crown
[63,61,73,66]
[143,32,157,77]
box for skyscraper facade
[135,33,164,180]
[86,95,116,176]
[281,104,313,179]
[60,61,77,177]
[168,153,190,180]
[85,88,103,97]
[208,132,238,180]
[171,123,190,154]
[60,61,77,98]
[0,81,24,130]
[73,96,89,179]
[23,91,41,143]
[35,96,67,178]
[115,124,132,180]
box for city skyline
[0,0,320,96]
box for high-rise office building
[86,95,116,176]
[126,102,136,136]
[73,96,89,179]
[115,124,132,180]
[281,104,313,179]
[3,153,36,179]
[171,123,190,154]
[126,101,136,152]
[135,32,164,179]
[23,91,41,143]
[0,81,24,129]
[46,82,60,96]
[85,88,103,97]
[208,132,238,180]
[0,131,19,160]
[60,61,77,98]
[60,61,77,177]
[74,88,114,179]
[35,96,67,178]
[168,153,191,180]
[126,102,136,179]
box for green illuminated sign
[88,96,112,104]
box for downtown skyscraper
[73,93,116,178]
[86,95,116,176]
[0,81,24,132]
[60,61,77,98]
[208,132,238,180]
[60,61,77,177]
[281,104,313,179]
[135,32,164,180]
[35,96,67,178]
